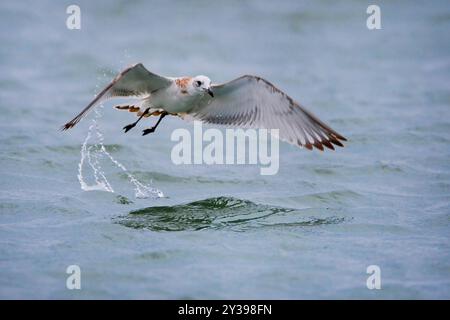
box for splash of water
[77,106,164,199]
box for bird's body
[62,63,346,150]
[150,77,200,113]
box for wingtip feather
[60,122,75,131]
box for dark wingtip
[60,122,74,131]
[322,140,335,150]
[330,137,344,147]
[313,141,324,151]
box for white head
[192,75,214,97]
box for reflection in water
[115,197,346,231]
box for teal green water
[0,0,449,299]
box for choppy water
[1,0,449,299]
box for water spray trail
[77,107,114,192]
[77,104,164,199]
[92,108,164,198]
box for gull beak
[206,88,214,98]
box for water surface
[0,0,449,299]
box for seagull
[62,63,346,150]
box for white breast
[150,82,198,113]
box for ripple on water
[114,197,347,232]
[289,190,362,207]
[46,144,125,155]
[118,171,268,186]
[115,195,133,205]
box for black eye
[196,80,202,87]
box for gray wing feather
[187,75,346,150]
[62,63,172,130]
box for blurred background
[0,0,449,299]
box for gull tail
[115,104,141,113]
[115,105,152,117]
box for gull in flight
[62,63,346,150]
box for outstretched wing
[61,63,172,130]
[187,75,346,150]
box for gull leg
[123,107,150,133]
[142,112,168,136]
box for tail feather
[115,104,157,117]
[115,104,141,113]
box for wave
[115,196,347,232]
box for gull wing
[187,75,346,150]
[61,63,172,130]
